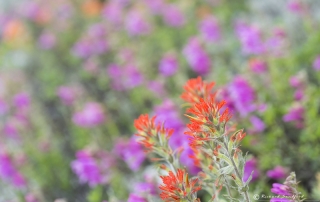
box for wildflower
[227,76,256,117]
[183,37,211,75]
[13,92,30,110]
[199,16,221,42]
[313,55,320,71]
[0,153,26,188]
[128,194,147,202]
[71,150,113,187]
[134,114,173,152]
[114,137,146,171]
[181,76,215,104]
[243,158,260,182]
[287,0,303,13]
[38,32,56,50]
[159,169,201,201]
[267,166,288,180]
[235,22,265,55]
[125,11,151,36]
[57,86,77,106]
[159,54,179,77]
[72,102,105,128]
[249,58,268,74]
[249,116,265,133]
[161,4,185,27]
[102,1,123,25]
[282,105,304,127]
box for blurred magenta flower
[271,183,292,196]
[25,193,39,202]
[235,22,265,55]
[0,153,26,188]
[227,76,256,117]
[38,32,56,50]
[153,100,200,174]
[199,16,221,42]
[72,102,105,128]
[125,11,151,36]
[313,55,320,71]
[102,1,123,25]
[57,86,77,106]
[243,158,260,182]
[0,98,8,115]
[287,0,303,13]
[159,54,178,76]
[128,194,147,202]
[265,28,287,57]
[289,75,303,88]
[134,182,157,196]
[283,105,304,128]
[13,92,30,110]
[107,64,143,91]
[3,122,19,138]
[267,166,288,180]
[114,137,146,171]
[161,4,185,27]
[183,37,211,74]
[249,58,268,73]
[147,81,166,97]
[250,116,265,133]
[71,150,113,187]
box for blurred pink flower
[250,116,265,133]
[183,37,211,74]
[57,86,77,106]
[102,1,123,25]
[159,54,178,76]
[199,16,221,42]
[287,0,303,13]
[0,153,26,188]
[13,92,30,110]
[243,158,260,183]
[38,32,56,50]
[128,194,147,202]
[235,22,265,55]
[125,11,151,36]
[71,150,113,187]
[114,137,146,171]
[72,102,105,128]
[267,166,288,180]
[161,4,185,27]
[283,105,304,128]
[249,58,268,74]
[313,55,320,71]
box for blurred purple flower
[313,55,320,71]
[265,29,287,57]
[159,54,178,76]
[128,194,147,202]
[57,86,77,106]
[102,1,123,25]
[289,75,303,88]
[147,81,166,97]
[71,150,113,187]
[271,183,292,196]
[13,93,30,110]
[38,32,56,50]
[250,116,265,133]
[134,182,157,196]
[227,76,256,117]
[0,153,26,188]
[294,89,304,101]
[183,37,211,74]
[283,105,304,123]
[25,193,39,202]
[249,58,268,74]
[144,0,165,14]
[267,166,288,180]
[161,4,185,27]
[199,16,221,42]
[125,11,151,36]
[235,22,265,55]
[153,100,200,174]
[114,137,146,171]
[287,0,303,13]
[243,158,260,183]
[107,64,143,91]
[0,98,8,115]
[72,102,105,128]
[3,122,18,138]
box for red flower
[134,114,174,152]
[184,96,232,149]
[181,76,215,104]
[159,169,201,201]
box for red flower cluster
[134,114,174,152]
[159,169,201,201]
[181,76,215,104]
